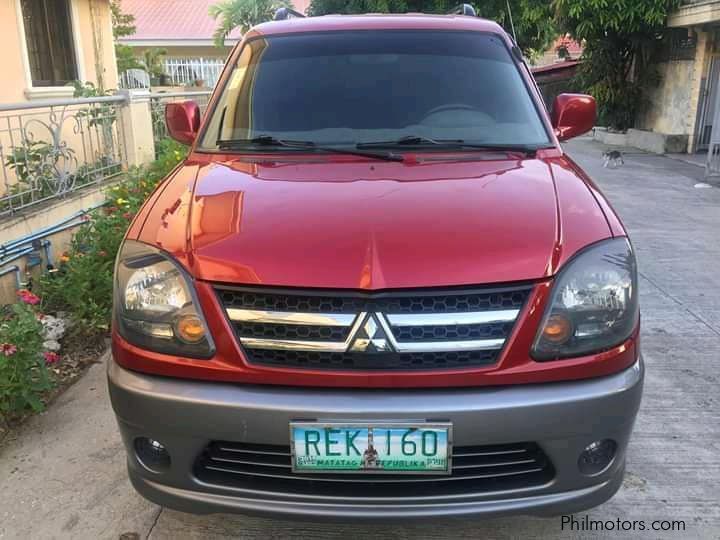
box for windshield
[200,30,551,150]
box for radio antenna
[506,0,518,43]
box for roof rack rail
[274,7,306,20]
[448,4,477,17]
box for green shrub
[0,138,186,418]
[37,138,188,336]
[0,297,53,416]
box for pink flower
[1,343,17,356]
[43,351,60,365]
[17,289,40,305]
[98,250,107,257]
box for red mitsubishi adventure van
[109,7,642,520]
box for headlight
[532,238,638,360]
[114,240,214,358]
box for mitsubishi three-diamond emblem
[348,313,393,352]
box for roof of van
[251,13,506,38]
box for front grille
[392,321,513,342]
[194,441,554,497]
[217,288,529,314]
[216,285,532,371]
[234,322,350,342]
[245,349,498,370]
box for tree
[115,44,143,73]
[307,1,557,57]
[554,0,681,131]
[209,0,291,47]
[474,1,556,60]
[140,48,168,80]
[111,0,136,39]
[111,0,140,75]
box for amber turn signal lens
[176,315,206,343]
[542,313,573,344]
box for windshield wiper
[356,136,548,155]
[217,136,403,162]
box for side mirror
[165,101,201,145]
[551,94,596,141]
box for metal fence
[164,57,226,88]
[0,95,127,218]
[119,69,151,90]
[119,58,224,90]
[149,91,213,147]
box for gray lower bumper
[108,357,643,520]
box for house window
[20,0,78,86]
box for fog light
[578,439,616,475]
[134,437,171,472]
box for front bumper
[108,357,643,520]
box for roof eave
[119,38,240,47]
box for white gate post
[119,89,156,167]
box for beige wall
[75,0,119,92]
[0,0,32,103]
[636,29,714,153]
[0,0,117,104]
[0,183,112,304]
[638,60,697,135]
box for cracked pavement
[1,137,719,539]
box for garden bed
[0,331,105,445]
[0,139,187,440]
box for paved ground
[1,137,719,539]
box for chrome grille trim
[386,310,519,327]
[240,336,506,353]
[216,285,532,370]
[375,312,505,353]
[226,309,355,327]
[240,337,350,352]
[388,338,506,353]
[238,311,507,353]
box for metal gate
[696,56,720,151]
[705,72,720,176]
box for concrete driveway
[1,138,719,539]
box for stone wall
[638,60,696,137]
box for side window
[21,0,78,87]
[202,41,260,145]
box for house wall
[663,2,720,152]
[638,60,697,136]
[635,28,715,153]
[75,0,119,92]
[669,0,720,27]
[0,0,117,104]
[0,1,32,103]
[0,185,111,304]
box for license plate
[290,422,452,474]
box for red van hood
[136,155,614,289]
